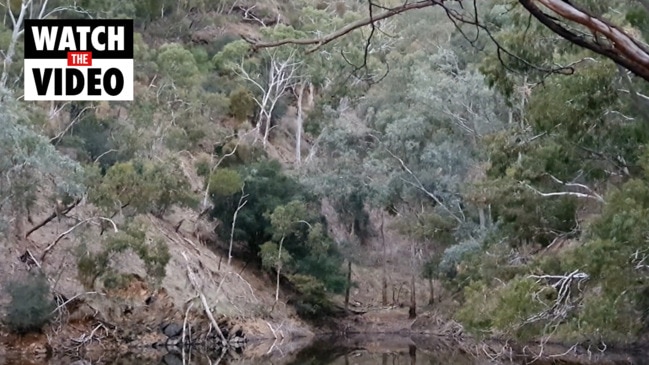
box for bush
[77,218,171,289]
[89,157,197,216]
[229,87,255,122]
[208,168,243,197]
[288,274,334,319]
[3,273,55,334]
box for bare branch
[181,301,193,347]
[235,51,300,146]
[242,0,649,83]
[50,105,96,144]
[525,269,589,325]
[2,0,92,88]
[41,217,118,262]
[545,174,605,202]
[25,198,82,238]
[244,0,444,54]
[181,251,228,345]
[50,291,102,316]
[1,0,29,88]
[523,180,606,204]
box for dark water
[1,335,645,365]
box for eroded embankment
[3,305,648,365]
[0,284,315,365]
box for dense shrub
[3,273,55,334]
[229,87,255,122]
[89,157,197,217]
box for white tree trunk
[2,0,30,88]
[307,82,314,108]
[275,235,285,302]
[229,186,248,266]
[478,207,486,229]
[295,82,305,165]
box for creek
[1,334,647,365]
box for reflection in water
[0,336,484,365]
[281,336,482,365]
[2,335,648,365]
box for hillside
[3,0,649,362]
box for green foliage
[287,274,334,318]
[556,176,649,337]
[3,273,56,334]
[77,218,171,289]
[210,160,308,253]
[157,43,201,86]
[0,89,85,234]
[396,212,458,246]
[264,201,348,297]
[438,239,481,280]
[89,157,196,216]
[4,0,649,345]
[57,112,137,172]
[457,277,548,340]
[194,154,212,178]
[212,40,252,74]
[259,241,293,271]
[211,162,345,315]
[208,168,243,197]
[266,200,308,240]
[229,87,255,122]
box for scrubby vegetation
[3,273,55,334]
[2,0,649,352]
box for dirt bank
[0,200,315,359]
[4,303,648,365]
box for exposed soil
[0,197,314,361]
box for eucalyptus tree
[0,87,85,238]
[248,0,649,342]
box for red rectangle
[67,51,92,66]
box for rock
[160,323,183,338]
[162,353,183,365]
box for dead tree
[525,270,589,325]
[235,51,300,147]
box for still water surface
[0,334,642,365]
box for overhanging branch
[243,0,445,53]
[241,0,649,83]
[519,0,649,82]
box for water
[1,334,645,365]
